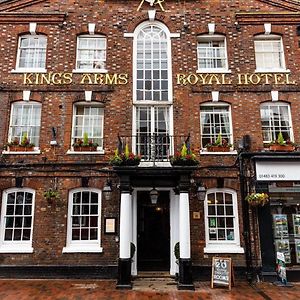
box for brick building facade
[0,0,300,288]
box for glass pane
[72,229,80,240]
[90,229,98,240]
[22,229,31,240]
[23,217,32,228]
[217,206,224,215]
[225,206,233,215]
[14,229,22,240]
[207,206,216,215]
[82,192,90,203]
[81,229,89,240]
[4,229,13,241]
[6,205,14,215]
[218,229,225,240]
[227,230,234,240]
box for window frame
[63,188,103,253]
[132,21,173,104]
[260,101,294,144]
[0,188,35,253]
[200,102,234,152]
[74,34,107,73]
[15,34,47,72]
[196,34,229,73]
[204,188,244,253]
[6,101,42,153]
[69,102,104,153]
[254,34,287,72]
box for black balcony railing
[117,135,192,162]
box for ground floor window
[0,188,35,253]
[204,188,244,253]
[63,188,103,253]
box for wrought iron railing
[117,134,192,162]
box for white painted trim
[204,245,244,254]
[11,68,47,73]
[196,69,232,74]
[64,188,102,252]
[23,90,31,101]
[88,23,96,35]
[254,69,290,73]
[85,91,92,102]
[148,9,156,21]
[2,150,41,155]
[264,23,271,35]
[29,22,37,35]
[204,188,242,252]
[62,246,103,253]
[211,91,219,102]
[271,90,279,102]
[67,149,104,155]
[72,69,108,74]
[0,188,35,252]
[200,150,238,155]
[208,23,215,35]
[124,33,134,38]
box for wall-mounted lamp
[102,179,112,200]
[197,185,206,201]
[149,187,159,205]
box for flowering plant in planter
[110,144,141,166]
[169,143,199,166]
[205,133,232,152]
[5,133,35,151]
[245,192,269,207]
[265,132,296,152]
[72,133,98,151]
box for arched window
[0,188,35,253]
[63,188,102,253]
[200,102,233,150]
[75,35,107,71]
[133,22,173,161]
[204,188,243,253]
[260,102,293,143]
[16,34,47,71]
[197,34,228,72]
[254,34,286,71]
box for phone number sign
[256,161,300,181]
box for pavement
[0,278,299,299]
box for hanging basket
[245,193,269,207]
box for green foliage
[180,143,188,157]
[124,144,130,158]
[110,147,141,166]
[169,143,199,166]
[276,132,285,146]
[245,193,269,206]
[83,132,89,146]
[215,133,222,146]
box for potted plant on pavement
[205,133,232,152]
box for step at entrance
[133,272,177,291]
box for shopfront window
[270,187,300,266]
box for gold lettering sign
[23,73,128,85]
[177,73,296,86]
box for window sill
[204,244,244,254]
[0,245,33,253]
[2,150,41,155]
[255,69,290,73]
[72,69,108,74]
[196,69,231,74]
[67,149,104,155]
[62,245,103,253]
[11,68,47,73]
[200,150,237,155]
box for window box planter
[73,146,98,152]
[8,145,35,152]
[206,146,231,152]
[269,145,295,152]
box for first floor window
[135,105,171,161]
[204,188,243,253]
[8,101,41,149]
[260,102,293,143]
[0,188,35,253]
[76,35,106,70]
[254,34,286,71]
[197,34,228,71]
[71,104,104,150]
[63,189,102,253]
[200,103,232,149]
[16,35,47,70]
